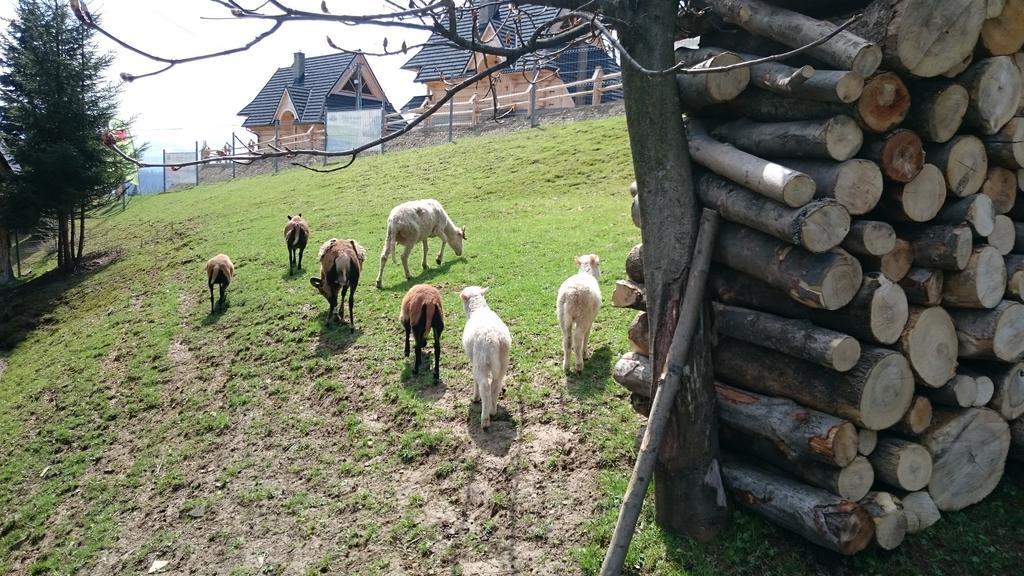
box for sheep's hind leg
[375,254,387,288]
[297,247,304,271]
[400,243,414,280]
[209,284,215,314]
[559,313,573,373]
[573,318,591,371]
[403,320,411,357]
[435,239,446,265]
[489,365,506,418]
[476,368,492,430]
[421,239,429,271]
[432,327,442,383]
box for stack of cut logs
[614,0,1024,555]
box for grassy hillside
[1,116,1022,575]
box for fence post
[162,149,167,192]
[529,82,538,128]
[381,102,387,155]
[231,132,236,179]
[448,99,454,143]
[274,123,280,174]
[195,141,200,186]
[470,94,481,125]
[592,66,604,106]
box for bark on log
[900,491,941,534]
[1010,417,1024,462]
[708,0,883,76]
[979,0,1024,56]
[1005,254,1024,299]
[813,272,908,345]
[612,352,651,397]
[956,56,1024,135]
[905,81,969,143]
[891,395,934,436]
[612,279,645,310]
[711,116,863,162]
[625,243,644,284]
[714,338,915,430]
[962,361,1024,420]
[713,224,863,310]
[738,51,818,98]
[845,0,985,78]
[862,129,924,182]
[628,312,649,355]
[898,267,944,306]
[796,70,865,104]
[675,49,751,111]
[869,436,933,491]
[981,166,1019,215]
[934,194,996,237]
[981,118,1024,170]
[860,238,913,282]
[708,266,809,319]
[841,220,895,257]
[721,457,875,555]
[712,302,861,372]
[1013,223,1024,255]
[987,214,1016,255]
[898,306,958,387]
[942,245,1007,309]
[715,383,859,467]
[950,300,1024,361]
[974,375,996,407]
[923,374,979,408]
[900,223,973,271]
[687,124,816,207]
[925,135,989,197]
[858,428,877,456]
[859,491,907,551]
[871,164,945,222]
[919,407,1009,511]
[697,173,851,252]
[781,159,882,215]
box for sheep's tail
[421,302,438,344]
[381,222,398,264]
[333,253,350,287]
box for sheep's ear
[575,255,581,265]
[310,277,322,288]
[460,226,466,239]
[460,291,470,302]
[287,215,292,221]
[298,213,302,217]
[481,287,489,294]
[591,254,599,265]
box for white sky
[0,0,432,158]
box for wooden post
[448,99,454,142]
[231,132,236,179]
[470,94,481,125]
[592,66,604,106]
[529,82,538,128]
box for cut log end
[901,306,958,387]
[870,129,924,183]
[857,72,911,133]
[943,246,1007,309]
[922,408,1009,511]
[858,428,877,456]
[859,350,916,431]
[825,115,864,161]
[975,376,996,406]
[837,456,875,502]
[901,492,940,534]
[860,492,907,551]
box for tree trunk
[942,246,1007,309]
[949,300,1024,361]
[781,159,882,215]
[961,361,1024,420]
[711,116,863,161]
[925,135,988,197]
[869,436,933,491]
[900,491,941,534]
[956,56,1023,135]
[841,220,895,257]
[858,491,907,550]
[923,374,978,408]
[720,457,875,555]
[933,194,995,237]
[987,214,1016,255]
[919,407,1009,511]
[712,302,861,371]
[898,306,958,387]
[905,81,969,143]
[980,165,1017,214]
[697,173,850,253]
[77,203,85,261]
[611,279,645,310]
[713,338,915,430]
[68,212,75,266]
[899,223,973,271]
[871,164,945,223]
[0,227,11,284]
[713,224,863,310]
[898,268,944,306]
[981,118,1024,170]
[860,238,913,282]
[862,129,924,183]
[979,0,1024,56]
[858,428,878,456]
[675,49,751,111]
[619,0,729,540]
[625,244,644,284]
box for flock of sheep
[204,199,603,430]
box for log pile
[613,0,1024,555]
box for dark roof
[238,52,362,127]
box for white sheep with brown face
[375,199,466,288]
[556,254,601,373]
[205,254,235,314]
[460,286,511,430]
[310,238,365,325]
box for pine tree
[0,0,129,273]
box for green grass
[0,115,1022,575]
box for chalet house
[401,2,622,114]
[238,52,396,150]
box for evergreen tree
[0,0,129,272]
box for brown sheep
[284,214,309,275]
[205,254,235,314]
[310,238,365,325]
[400,284,445,382]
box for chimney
[477,1,497,30]
[292,51,305,84]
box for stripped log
[713,224,863,310]
[956,56,1023,135]
[869,436,933,491]
[860,238,912,282]
[949,301,1024,361]
[962,361,1024,420]
[982,166,1019,214]
[900,223,973,271]
[898,306,958,387]
[1005,254,1024,299]
[612,280,645,310]
[707,0,882,76]
[697,173,851,253]
[933,194,995,236]
[715,383,859,467]
[871,163,945,222]
[781,159,883,215]
[982,118,1024,170]
[942,246,1007,309]
[627,312,649,355]
[711,116,863,162]
[858,428,877,456]
[890,396,933,436]
[721,457,875,555]
[919,407,1009,511]
[841,220,895,256]
[739,52,817,97]
[898,268,944,306]
[979,0,1024,56]
[975,375,996,407]
[712,302,860,372]
[900,491,941,534]
[925,135,989,197]
[687,124,816,207]
[987,214,1016,255]
[862,129,924,182]
[714,338,915,430]
[795,69,865,104]
[905,81,969,143]
[923,374,979,408]
[859,491,907,551]
[625,244,643,285]
[611,352,651,397]
[675,49,751,110]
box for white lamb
[375,199,466,288]
[556,254,602,373]
[460,286,511,430]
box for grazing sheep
[375,199,466,288]
[557,254,602,373]
[284,214,309,275]
[205,254,235,314]
[400,284,445,382]
[460,286,511,430]
[310,238,366,325]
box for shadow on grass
[0,250,121,351]
[399,355,448,401]
[280,265,310,281]
[467,402,516,457]
[377,258,462,293]
[313,318,363,356]
[201,299,231,325]
[565,346,614,398]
